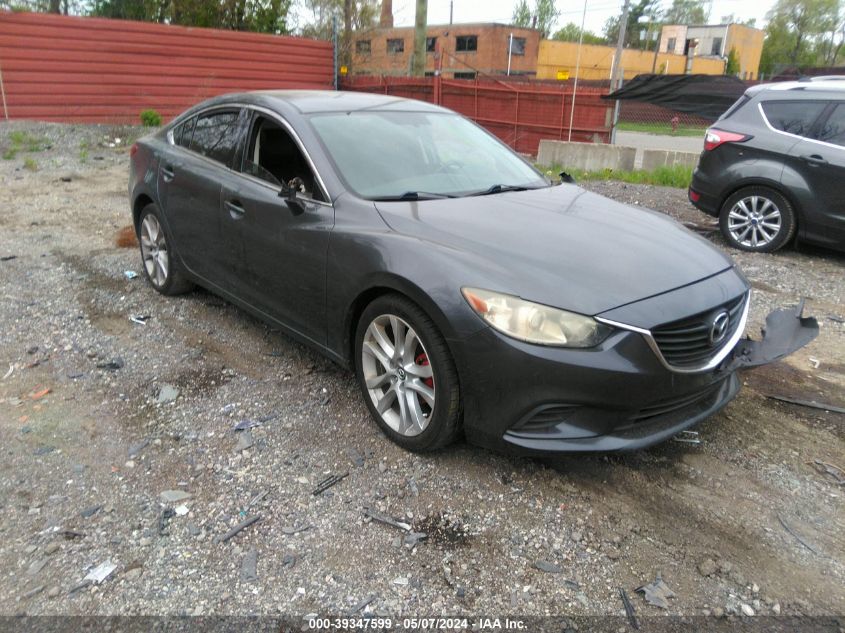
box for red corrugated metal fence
[341,75,612,155]
[0,11,334,123]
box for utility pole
[610,0,631,90]
[411,0,428,76]
[449,0,453,25]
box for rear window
[190,110,241,165]
[817,103,845,146]
[760,101,826,137]
[718,95,750,121]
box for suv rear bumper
[689,169,720,216]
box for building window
[426,37,436,52]
[454,71,477,79]
[711,37,722,56]
[666,37,676,52]
[356,40,371,54]
[386,38,404,54]
[455,35,477,52]
[509,36,526,56]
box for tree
[603,0,660,49]
[88,0,292,32]
[725,47,741,75]
[510,0,559,37]
[552,22,606,45]
[299,0,378,39]
[759,0,842,75]
[662,0,708,25]
[511,0,531,27]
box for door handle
[800,154,828,166]
[161,165,175,182]
[225,200,246,219]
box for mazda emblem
[709,311,730,346]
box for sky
[390,0,775,36]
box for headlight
[462,287,612,347]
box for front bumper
[450,301,818,455]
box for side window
[190,110,241,165]
[173,117,195,148]
[456,35,477,52]
[242,114,325,202]
[817,103,845,147]
[761,101,826,137]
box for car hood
[374,184,735,316]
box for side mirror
[279,177,306,214]
[560,171,575,184]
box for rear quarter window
[760,101,826,137]
[172,117,195,148]
[718,95,750,121]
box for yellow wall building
[659,23,764,80]
[537,40,725,81]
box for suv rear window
[760,101,826,137]
[817,103,845,146]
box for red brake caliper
[415,353,434,389]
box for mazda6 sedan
[128,91,817,454]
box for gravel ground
[1,121,844,622]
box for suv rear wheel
[718,186,796,253]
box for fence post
[0,60,8,120]
[332,15,338,91]
[433,40,442,105]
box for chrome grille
[651,293,747,369]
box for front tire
[718,187,796,253]
[137,204,193,296]
[354,294,462,451]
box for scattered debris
[155,384,179,404]
[240,548,258,582]
[129,314,150,325]
[2,364,13,380]
[364,507,412,531]
[534,560,562,573]
[741,603,755,617]
[777,514,819,554]
[403,532,428,548]
[829,315,844,324]
[808,459,845,486]
[765,394,845,415]
[96,358,124,371]
[27,558,49,576]
[23,585,45,599]
[84,561,116,584]
[127,439,149,458]
[618,587,640,630]
[281,524,312,535]
[67,579,92,594]
[160,490,192,504]
[808,357,820,369]
[80,504,101,518]
[158,508,176,535]
[215,514,262,544]
[672,430,701,445]
[61,530,84,540]
[697,558,717,577]
[174,504,189,516]
[312,472,349,496]
[123,270,138,279]
[235,430,254,452]
[281,553,297,568]
[33,446,55,456]
[1,255,18,262]
[233,419,261,432]
[245,490,268,510]
[393,577,409,586]
[682,220,719,235]
[635,574,675,609]
[345,594,376,615]
[346,447,365,467]
[187,523,202,537]
[30,387,50,400]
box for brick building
[350,23,541,78]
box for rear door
[785,101,845,248]
[220,109,334,345]
[160,107,245,287]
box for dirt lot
[1,121,844,623]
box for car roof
[201,90,449,115]
[747,77,845,98]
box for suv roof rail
[798,75,845,82]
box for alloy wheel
[140,213,169,288]
[727,195,782,248]
[361,314,435,437]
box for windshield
[308,110,549,199]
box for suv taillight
[704,128,750,151]
[129,143,138,157]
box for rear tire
[137,203,194,296]
[354,294,462,452]
[718,186,796,253]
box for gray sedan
[128,90,817,454]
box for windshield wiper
[371,191,457,201]
[464,184,534,197]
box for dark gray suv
[689,77,845,253]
